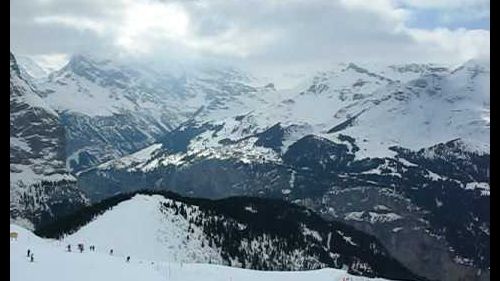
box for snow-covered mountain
[34,55,182,172]
[89,60,489,175]
[30,54,275,172]
[33,191,427,280]
[16,54,68,80]
[12,223,396,281]
[10,53,88,230]
[12,53,489,281]
[16,55,53,80]
[163,60,488,161]
[23,54,489,174]
[75,60,489,281]
[80,136,489,281]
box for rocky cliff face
[10,53,88,229]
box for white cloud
[10,0,489,72]
[340,0,408,26]
[34,15,106,34]
[408,28,490,61]
[115,2,189,53]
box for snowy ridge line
[33,191,428,280]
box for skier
[30,253,34,263]
[126,256,130,263]
[26,249,30,257]
[67,244,71,252]
[110,249,114,255]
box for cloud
[10,0,489,73]
[34,15,107,34]
[114,2,190,54]
[408,28,489,61]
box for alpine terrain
[10,52,489,281]
[10,53,88,230]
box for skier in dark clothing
[27,249,30,257]
[126,256,130,263]
[110,249,114,255]
[67,244,71,252]
[30,254,34,262]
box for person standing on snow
[26,249,30,257]
[126,256,130,263]
[110,249,114,255]
[30,253,34,263]
[67,244,71,252]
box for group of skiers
[66,243,97,253]
[28,244,131,263]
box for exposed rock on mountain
[10,53,88,230]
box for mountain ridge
[35,190,429,280]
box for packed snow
[10,211,395,281]
[63,195,223,264]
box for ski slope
[62,194,224,264]
[10,224,393,281]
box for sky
[10,0,490,77]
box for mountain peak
[451,58,490,75]
[10,52,21,76]
[463,58,490,72]
[66,54,111,71]
[56,54,132,86]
